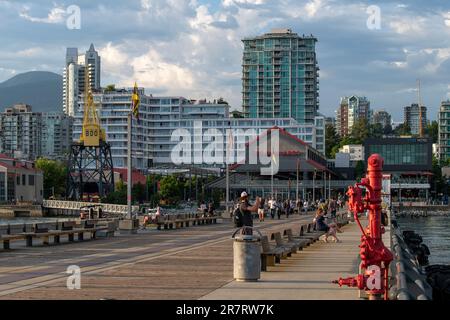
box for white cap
[241,191,248,198]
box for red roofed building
[208,127,351,201]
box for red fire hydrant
[333,154,393,300]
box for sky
[0,0,450,121]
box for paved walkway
[1,213,389,300]
[201,220,363,300]
[0,215,319,300]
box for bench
[284,229,310,249]
[272,232,297,254]
[284,228,313,246]
[301,223,325,242]
[260,235,288,271]
[24,220,107,247]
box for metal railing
[43,200,139,216]
[390,222,433,300]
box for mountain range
[0,71,63,113]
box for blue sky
[0,0,450,121]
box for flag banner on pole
[132,82,140,120]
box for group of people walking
[234,191,345,242]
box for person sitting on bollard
[239,192,260,235]
[207,203,215,217]
[315,208,341,243]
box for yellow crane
[79,69,106,146]
[67,66,114,201]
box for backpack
[233,207,243,228]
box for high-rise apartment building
[373,110,392,129]
[242,28,319,124]
[0,104,42,160]
[438,100,450,163]
[63,44,101,116]
[404,103,427,136]
[41,113,73,160]
[336,96,371,137]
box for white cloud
[389,16,426,34]
[99,43,195,95]
[131,49,195,90]
[19,6,66,24]
[444,12,450,27]
[16,47,43,57]
[305,0,323,18]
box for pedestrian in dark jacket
[239,192,260,235]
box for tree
[393,123,411,136]
[432,156,447,197]
[383,123,393,135]
[350,119,370,144]
[35,158,67,199]
[370,123,384,139]
[159,175,182,204]
[105,84,116,92]
[325,124,341,158]
[132,182,146,204]
[425,121,438,143]
[104,179,126,204]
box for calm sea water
[396,216,450,265]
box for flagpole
[296,159,299,204]
[127,108,132,219]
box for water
[396,216,450,265]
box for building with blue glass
[242,28,319,124]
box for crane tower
[66,69,114,201]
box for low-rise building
[339,144,364,161]
[0,154,44,204]
[364,137,433,204]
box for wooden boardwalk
[201,220,363,300]
[0,215,326,300]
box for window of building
[22,174,26,185]
[17,175,20,185]
[29,175,35,186]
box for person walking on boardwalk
[276,199,282,220]
[284,199,290,218]
[239,192,261,235]
[258,197,265,222]
[268,197,276,219]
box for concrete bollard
[232,227,262,282]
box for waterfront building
[364,137,432,204]
[404,103,427,136]
[242,28,319,124]
[63,44,101,116]
[336,96,371,137]
[373,110,392,129]
[338,144,364,161]
[438,100,450,163]
[0,104,42,160]
[0,154,44,203]
[208,127,348,201]
[73,88,326,170]
[41,113,73,161]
